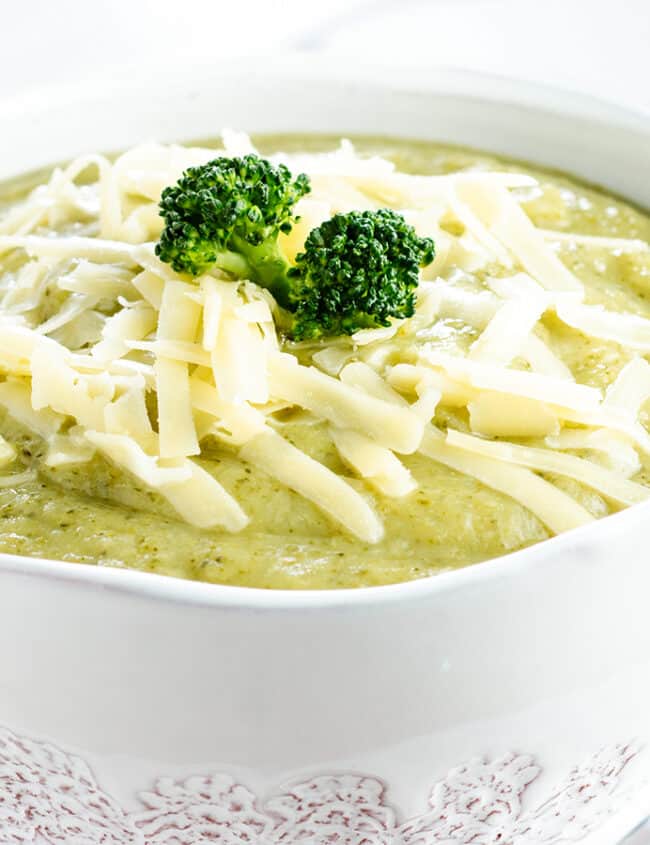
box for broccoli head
[287,209,435,340]
[155,154,310,291]
[156,155,435,340]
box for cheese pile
[0,130,649,544]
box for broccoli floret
[156,156,435,340]
[286,209,435,340]
[155,154,310,302]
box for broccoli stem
[228,235,292,308]
[213,250,254,279]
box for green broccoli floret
[155,154,310,303]
[286,209,435,340]
[156,155,435,340]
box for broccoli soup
[0,133,649,590]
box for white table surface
[3,2,649,841]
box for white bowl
[1,59,649,845]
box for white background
[1,0,649,113]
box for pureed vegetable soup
[0,133,649,589]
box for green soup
[0,135,649,589]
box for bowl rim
[1,56,649,610]
[2,54,649,129]
[0,500,646,610]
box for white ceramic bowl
[1,60,649,845]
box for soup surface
[0,134,649,588]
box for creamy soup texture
[0,135,649,589]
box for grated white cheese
[420,351,602,414]
[32,340,114,430]
[423,279,499,329]
[58,261,134,299]
[155,281,201,459]
[420,427,594,533]
[212,319,269,404]
[603,357,650,419]
[269,354,424,453]
[468,298,546,365]
[128,340,211,367]
[160,459,249,531]
[0,235,139,266]
[351,324,399,346]
[240,428,383,542]
[312,345,355,376]
[189,377,266,446]
[541,229,650,253]
[92,303,157,362]
[84,430,190,486]
[0,434,15,467]
[132,270,165,310]
[446,429,649,507]
[454,178,584,293]
[556,300,650,352]
[331,428,417,498]
[0,378,64,437]
[0,326,43,375]
[388,364,474,408]
[521,334,575,381]
[104,387,157,451]
[545,428,641,479]
[200,277,223,351]
[468,393,560,438]
[45,428,96,467]
[339,361,409,406]
[0,469,37,488]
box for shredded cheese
[132,270,165,309]
[45,429,96,467]
[160,460,249,531]
[189,376,266,446]
[446,429,649,507]
[0,326,43,376]
[212,319,269,404]
[468,393,560,438]
[541,229,650,253]
[603,357,650,419]
[200,277,223,351]
[155,281,201,459]
[0,235,139,265]
[420,428,594,533]
[240,428,383,542]
[84,431,190,486]
[454,179,584,293]
[545,429,641,478]
[269,354,424,453]
[0,378,63,437]
[556,300,650,352]
[93,303,157,362]
[388,364,473,408]
[331,428,417,498]
[32,340,114,430]
[420,351,602,414]
[0,434,15,467]
[521,335,575,381]
[0,469,37,488]
[468,298,546,365]
[104,388,157,451]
